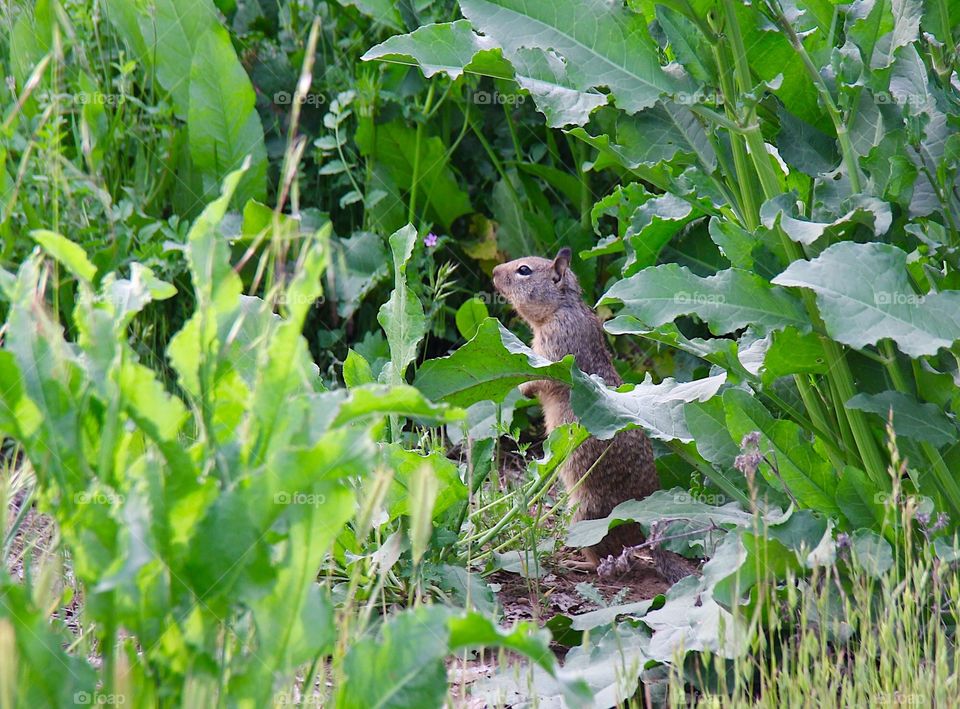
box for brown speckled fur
[493,249,694,583]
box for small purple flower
[424,232,438,248]
[734,431,763,477]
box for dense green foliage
[1,0,960,705]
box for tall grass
[670,502,960,705]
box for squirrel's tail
[651,547,700,586]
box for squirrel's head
[492,248,581,327]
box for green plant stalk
[714,2,845,468]
[755,382,847,466]
[880,341,960,516]
[822,368,858,464]
[467,442,613,560]
[721,0,886,486]
[575,139,591,232]
[407,82,436,224]
[710,42,759,230]
[460,455,566,548]
[767,0,862,194]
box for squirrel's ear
[552,247,572,283]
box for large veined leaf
[414,317,574,406]
[600,264,809,336]
[729,0,825,128]
[458,0,695,117]
[355,120,472,229]
[474,621,646,707]
[327,230,390,319]
[772,241,960,357]
[342,607,581,708]
[30,230,97,282]
[569,101,715,173]
[623,192,704,274]
[362,20,510,80]
[846,391,957,447]
[760,193,892,245]
[136,0,219,116]
[414,317,724,442]
[847,0,922,70]
[723,389,840,516]
[570,371,726,441]
[889,45,952,217]
[566,488,790,548]
[362,20,607,126]
[378,225,427,384]
[188,26,267,206]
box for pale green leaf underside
[773,241,960,357]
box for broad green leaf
[342,605,451,709]
[684,398,740,467]
[644,570,749,661]
[414,317,574,406]
[607,322,747,379]
[760,193,892,245]
[383,444,467,522]
[355,121,472,229]
[137,0,219,117]
[850,528,894,577]
[623,192,702,274]
[711,532,802,609]
[362,20,510,80]
[708,218,755,270]
[846,390,957,447]
[343,349,375,387]
[455,297,489,340]
[921,0,960,44]
[655,5,715,84]
[847,0,922,70]
[569,101,715,173]
[571,371,726,441]
[9,0,52,91]
[448,613,556,674]
[566,599,654,631]
[328,230,390,319]
[459,0,695,116]
[0,351,41,438]
[753,327,828,384]
[600,264,809,336]
[188,26,267,206]
[167,165,247,397]
[378,225,426,383]
[337,0,405,30]
[322,384,463,429]
[836,466,886,529]
[772,241,960,357]
[474,621,637,706]
[565,488,788,548]
[732,1,825,128]
[30,230,97,282]
[723,389,840,515]
[363,21,607,127]
[776,105,840,176]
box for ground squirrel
[492,248,696,585]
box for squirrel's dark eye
[517,265,532,276]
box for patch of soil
[489,549,670,631]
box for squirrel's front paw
[519,380,541,398]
